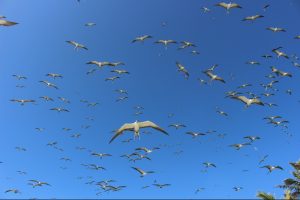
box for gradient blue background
[0,0,300,199]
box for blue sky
[0,0,300,199]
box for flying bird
[66,40,88,50]
[203,162,216,168]
[242,15,264,21]
[132,167,154,177]
[272,47,289,59]
[271,66,292,77]
[231,95,264,107]
[267,27,286,32]
[50,107,69,112]
[39,80,58,89]
[109,120,168,143]
[186,132,206,138]
[0,19,18,26]
[215,2,242,12]
[86,61,110,68]
[132,35,152,43]
[169,123,186,129]
[178,41,196,49]
[203,70,225,83]
[229,143,251,150]
[261,165,283,173]
[46,73,63,79]
[28,180,50,188]
[176,62,189,79]
[244,136,261,142]
[12,74,27,80]
[85,22,96,27]
[155,40,177,49]
[10,99,35,105]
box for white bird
[66,40,88,50]
[110,121,168,143]
[132,167,154,177]
[231,95,264,107]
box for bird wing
[204,71,214,79]
[216,2,227,8]
[132,167,145,175]
[109,123,134,143]
[232,96,249,104]
[66,41,76,46]
[138,121,168,135]
[215,76,225,83]
[252,98,264,106]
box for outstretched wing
[138,121,168,135]
[132,167,144,175]
[231,96,249,104]
[109,123,134,143]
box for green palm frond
[257,191,275,200]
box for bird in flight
[242,15,264,21]
[215,2,242,13]
[91,153,112,159]
[66,40,88,50]
[0,18,18,26]
[272,47,289,59]
[40,96,54,102]
[271,66,292,77]
[111,69,130,75]
[85,22,96,27]
[39,80,58,89]
[267,27,286,32]
[50,107,69,112]
[5,189,21,194]
[201,7,211,13]
[109,120,168,143]
[203,162,216,168]
[105,76,120,82]
[203,70,225,83]
[132,35,152,43]
[86,61,110,68]
[231,95,264,107]
[28,180,51,188]
[229,143,251,150]
[178,41,196,49]
[233,187,243,191]
[46,73,63,79]
[169,123,186,129]
[155,40,177,49]
[244,136,261,143]
[153,183,171,189]
[12,74,27,80]
[186,132,206,138]
[132,167,154,177]
[261,165,283,173]
[10,99,35,106]
[176,62,189,79]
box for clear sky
[0,0,300,199]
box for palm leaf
[257,191,275,200]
